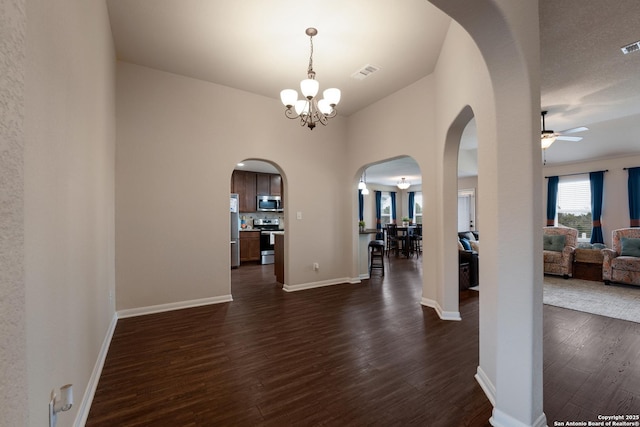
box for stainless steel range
[253,218,281,265]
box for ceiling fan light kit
[540,110,588,150]
[280,28,341,130]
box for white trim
[359,273,370,280]
[117,295,233,319]
[283,277,357,292]
[74,312,118,427]
[490,408,547,427]
[474,366,496,406]
[73,295,233,425]
[420,297,462,321]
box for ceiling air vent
[621,40,640,55]
[351,64,381,80]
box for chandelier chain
[307,35,314,78]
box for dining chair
[385,224,399,257]
[411,223,422,257]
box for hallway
[87,258,492,426]
[86,258,640,425]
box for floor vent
[351,64,381,80]
[621,40,640,55]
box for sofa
[602,228,640,286]
[458,231,479,288]
[543,226,578,279]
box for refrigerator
[230,194,240,268]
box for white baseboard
[283,277,356,292]
[475,366,496,406]
[74,312,118,427]
[74,295,233,425]
[480,366,547,427]
[420,297,462,321]
[490,408,547,427]
[117,294,233,319]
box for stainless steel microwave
[257,195,283,212]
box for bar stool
[368,240,385,276]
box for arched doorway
[230,159,287,298]
[354,156,423,279]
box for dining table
[394,226,416,258]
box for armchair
[543,226,578,279]
[602,228,640,286]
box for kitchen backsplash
[240,212,285,230]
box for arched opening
[353,156,423,281]
[457,118,479,295]
[230,158,287,299]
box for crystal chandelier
[397,177,411,190]
[280,28,341,130]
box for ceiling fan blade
[556,135,583,142]
[559,126,588,134]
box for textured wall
[23,0,116,425]
[0,0,28,425]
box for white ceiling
[107,0,640,185]
[107,0,451,117]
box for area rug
[543,276,640,323]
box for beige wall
[1,0,27,425]
[23,0,116,426]
[543,154,640,247]
[115,62,351,309]
[3,0,553,424]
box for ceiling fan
[541,110,588,149]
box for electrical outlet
[313,262,319,271]
[296,211,302,220]
[49,391,57,427]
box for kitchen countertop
[359,229,379,235]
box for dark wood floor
[87,257,640,426]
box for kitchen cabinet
[256,173,271,196]
[232,170,257,212]
[274,233,284,283]
[257,173,282,197]
[270,174,282,197]
[232,170,282,212]
[239,231,261,263]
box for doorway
[230,159,286,298]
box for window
[557,175,591,240]
[414,192,423,224]
[458,189,476,232]
[380,192,392,225]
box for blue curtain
[546,176,559,226]
[390,192,397,223]
[589,171,604,243]
[629,167,640,227]
[375,191,382,236]
[408,192,415,222]
[358,190,364,222]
